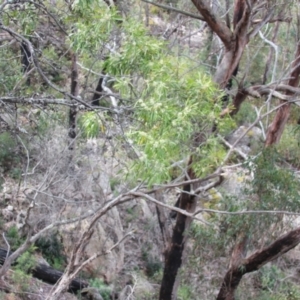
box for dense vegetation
[1,0,300,299]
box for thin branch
[130,191,210,225]
[0,97,119,111]
[141,0,204,21]
[218,134,248,160]
[249,8,275,38]
[194,208,300,217]
[252,17,292,24]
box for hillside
[1,0,300,299]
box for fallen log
[0,247,88,293]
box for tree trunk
[68,53,79,149]
[159,159,196,300]
[92,63,107,106]
[265,42,300,146]
[155,191,172,258]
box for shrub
[0,132,20,172]
[89,278,112,300]
[6,225,24,250]
[35,233,66,270]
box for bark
[92,74,105,106]
[190,0,233,49]
[159,158,197,300]
[0,248,88,293]
[155,191,172,258]
[92,63,108,106]
[265,43,300,146]
[191,0,253,88]
[230,88,247,116]
[20,41,31,85]
[217,226,300,300]
[68,53,79,144]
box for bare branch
[141,0,204,21]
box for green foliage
[178,284,193,300]
[251,148,300,213]
[103,19,234,185]
[4,3,38,35]
[11,246,36,292]
[16,246,37,273]
[66,9,236,186]
[11,269,32,293]
[35,233,66,270]
[141,246,163,278]
[89,278,112,300]
[6,225,24,250]
[277,124,300,168]
[217,147,300,246]
[234,102,257,125]
[110,177,120,191]
[186,147,300,297]
[105,19,165,75]
[68,1,121,54]
[0,48,23,94]
[35,110,66,136]
[188,221,225,271]
[78,112,105,138]
[239,265,300,300]
[0,132,20,173]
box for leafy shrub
[245,265,300,300]
[35,233,66,270]
[178,284,193,300]
[11,269,32,293]
[16,246,37,273]
[6,225,25,250]
[141,246,163,278]
[89,278,112,300]
[234,102,257,126]
[12,246,37,293]
[277,124,300,168]
[78,112,105,138]
[0,132,20,172]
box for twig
[141,0,204,21]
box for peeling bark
[217,226,300,300]
[191,0,252,88]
